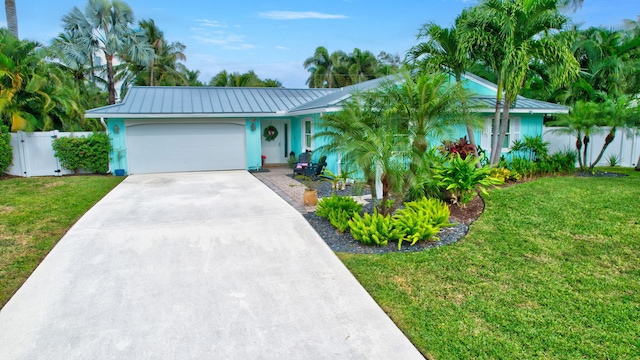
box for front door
[261,120,289,165]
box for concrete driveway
[0,171,423,359]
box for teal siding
[246,118,262,170]
[108,118,127,175]
[290,116,302,159]
[461,78,496,96]
[520,114,543,138]
[311,113,340,175]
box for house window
[487,117,520,151]
[304,118,313,150]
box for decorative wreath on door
[263,125,278,142]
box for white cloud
[195,19,227,28]
[191,21,253,50]
[258,11,348,20]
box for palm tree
[136,19,187,86]
[4,0,18,38]
[459,0,579,164]
[61,0,154,104]
[315,71,480,214]
[346,48,378,84]
[588,96,639,169]
[303,46,350,88]
[208,70,265,87]
[548,101,599,170]
[408,22,481,158]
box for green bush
[327,208,353,232]
[434,154,503,205]
[52,133,111,174]
[316,195,363,218]
[0,125,12,174]
[393,198,453,249]
[316,195,363,233]
[348,211,399,246]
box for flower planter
[303,189,318,206]
[114,169,126,176]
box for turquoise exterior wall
[290,116,302,159]
[246,118,262,170]
[108,118,128,175]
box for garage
[126,121,246,174]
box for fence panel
[5,131,95,177]
[543,126,640,168]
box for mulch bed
[303,180,484,254]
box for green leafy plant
[0,125,12,174]
[509,135,549,162]
[607,154,621,167]
[316,195,363,218]
[434,154,503,206]
[52,133,112,174]
[287,152,297,169]
[295,175,318,190]
[316,195,363,233]
[348,210,399,246]
[393,198,454,249]
[327,208,353,232]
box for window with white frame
[483,117,520,151]
[303,118,313,150]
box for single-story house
[85,73,568,176]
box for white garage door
[126,122,246,174]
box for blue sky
[2,0,638,88]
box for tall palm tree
[61,0,154,104]
[460,0,579,164]
[303,46,350,88]
[4,0,18,38]
[315,71,480,214]
[136,19,187,86]
[408,22,481,158]
[346,48,378,84]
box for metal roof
[85,74,567,118]
[85,86,336,118]
[469,96,568,114]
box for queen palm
[136,19,187,86]
[408,22,481,158]
[347,48,378,84]
[61,0,154,104]
[460,0,579,164]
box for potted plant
[297,175,318,206]
[113,148,126,176]
[261,154,267,167]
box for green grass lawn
[339,167,640,359]
[0,175,123,308]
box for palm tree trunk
[490,78,503,165]
[149,59,155,86]
[5,0,18,38]
[493,95,512,165]
[635,153,640,171]
[582,135,590,170]
[105,53,117,105]
[589,131,615,169]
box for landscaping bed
[302,178,484,254]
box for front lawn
[0,175,123,308]
[339,168,640,359]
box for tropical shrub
[393,198,453,249]
[348,211,398,246]
[439,136,478,159]
[316,195,363,232]
[52,133,111,174]
[509,135,549,162]
[490,167,521,182]
[434,154,503,205]
[327,208,353,233]
[0,125,12,174]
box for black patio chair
[293,151,313,176]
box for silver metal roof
[85,75,567,118]
[469,96,568,114]
[85,87,336,118]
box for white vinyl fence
[6,131,95,177]
[543,126,640,168]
